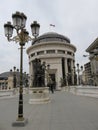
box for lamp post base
[12,118,28,127]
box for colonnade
[28,57,76,89]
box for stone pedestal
[12,118,28,127]
[29,87,50,104]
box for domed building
[27,32,77,90]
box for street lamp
[73,66,77,85]
[23,72,29,88]
[10,66,19,88]
[76,63,83,85]
[47,64,50,70]
[4,11,40,126]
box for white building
[27,32,76,90]
[86,38,98,86]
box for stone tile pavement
[0,91,98,130]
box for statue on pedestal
[29,58,50,104]
[32,58,45,87]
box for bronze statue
[32,58,45,87]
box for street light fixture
[10,66,19,88]
[4,11,40,126]
[73,66,77,85]
[76,63,83,85]
[23,72,29,88]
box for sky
[0,0,98,74]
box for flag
[50,24,55,27]
[83,55,87,57]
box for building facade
[0,72,15,90]
[86,38,98,86]
[27,32,76,89]
[0,71,28,89]
[83,62,92,85]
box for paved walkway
[0,91,98,130]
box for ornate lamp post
[10,66,19,88]
[76,63,83,85]
[23,72,29,88]
[73,66,77,85]
[4,11,40,126]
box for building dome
[33,32,70,44]
[27,31,76,89]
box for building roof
[86,37,98,52]
[0,72,10,80]
[0,71,20,78]
[32,32,70,45]
[0,77,8,80]
[0,72,10,77]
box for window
[31,53,35,57]
[37,51,44,55]
[67,51,72,55]
[46,50,55,54]
[58,50,65,54]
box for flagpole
[49,24,55,32]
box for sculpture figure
[32,58,45,87]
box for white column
[56,59,62,90]
[71,60,74,85]
[65,58,68,86]
[65,58,68,74]
[29,61,33,87]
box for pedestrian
[50,79,54,93]
[47,77,55,93]
[51,84,54,93]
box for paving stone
[0,91,98,130]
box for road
[0,91,98,130]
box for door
[49,74,56,90]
